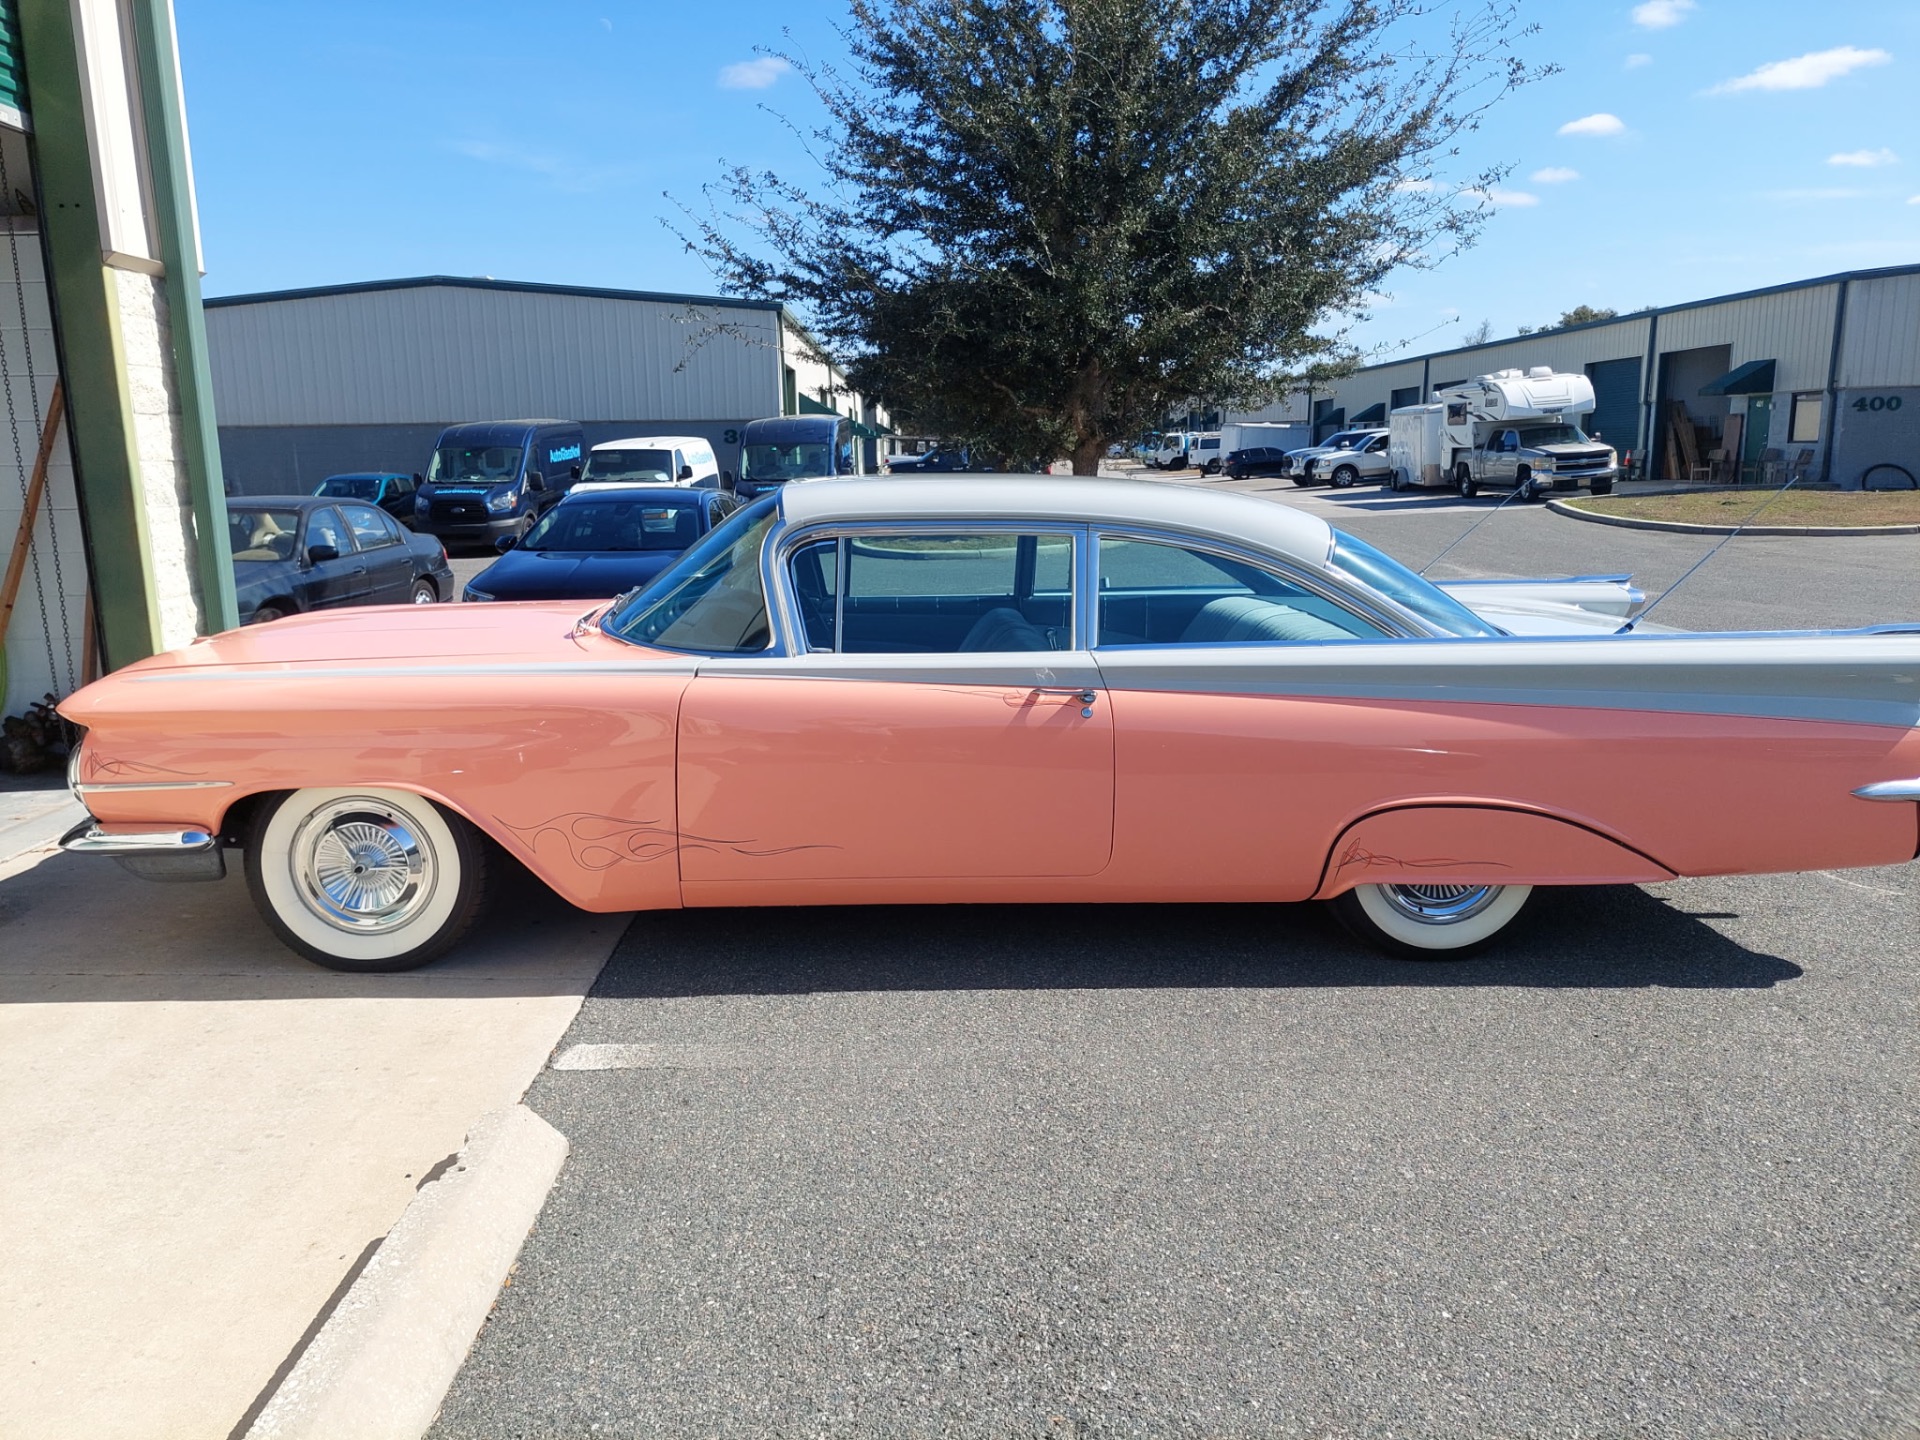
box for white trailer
[1220,421,1311,457]
[1387,404,1447,490]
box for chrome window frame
[767,519,1088,655]
[1088,525,1434,645]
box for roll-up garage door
[1584,357,1640,451]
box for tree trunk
[1070,435,1106,476]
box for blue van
[412,419,585,543]
[735,415,857,500]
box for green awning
[797,394,839,415]
[1699,358,1776,396]
[850,421,882,439]
[1349,402,1386,424]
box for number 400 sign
[1852,395,1905,413]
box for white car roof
[777,476,1335,568]
[591,435,710,450]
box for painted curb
[1546,499,1920,537]
[243,1105,567,1440]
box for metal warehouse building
[1229,262,1920,489]
[205,276,891,494]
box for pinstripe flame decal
[500,812,837,870]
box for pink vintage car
[58,478,1920,970]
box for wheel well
[412,574,439,599]
[216,789,287,847]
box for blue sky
[179,0,1920,362]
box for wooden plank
[0,378,64,639]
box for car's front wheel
[1331,464,1359,488]
[245,787,489,972]
[1330,882,1532,959]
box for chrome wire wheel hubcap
[292,800,437,934]
[1378,883,1501,926]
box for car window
[390,474,413,497]
[1367,437,1388,452]
[606,500,775,654]
[1095,536,1384,646]
[306,507,350,556]
[793,531,1075,653]
[228,508,302,562]
[340,503,398,549]
[524,497,703,552]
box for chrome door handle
[1031,686,1097,717]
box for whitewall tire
[1331,882,1533,960]
[245,787,488,972]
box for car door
[339,502,415,602]
[298,506,369,608]
[676,525,1114,888]
[1087,531,1406,899]
[1361,434,1391,479]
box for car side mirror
[570,463,581,480]
[412,472,424,484]
[527,470,545,491]
[679,464,694,481]
[495,535,517,553]
[306,544,340,565]
[720,471,737,494]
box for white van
[575,435,721,489]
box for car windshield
[227,508,304,563]
[1327,532,1501,638]
[741,442,830,482]
[316,477,381,500]
[1518,423,1591,446]
[425,444,522,486]
[581,448,675,484]
[522,497,702,552]
[603,496,777,652]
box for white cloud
[1559,113,1627,137]
[1710,46,1892,95]
[1391,178,1436,193]
[1828,147,1899,167]
[1468,187,1540,207]
[1909,194,1920,204]
[1531,166,1580,183]
[718,56,791,90]
[1632,0,1695,29]
[1625,53,1653,68]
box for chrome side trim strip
[73,780,234,795]
[1853,778,1920,802]
[60,820,217,854]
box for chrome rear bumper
[60,820,226,881]
[1854,778,1920,802]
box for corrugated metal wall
[1839,274,1920,388]
[207,284,785,426]
[1654,283,1838,395]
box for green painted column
[18,0,235,673]
[128,0,235,632]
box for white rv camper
[1394,369,1617,498]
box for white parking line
[1812,869,1909,900]
[552,1042,773,1070]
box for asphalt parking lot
[431,478,1920,1438]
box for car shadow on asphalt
[592,885,1799,999]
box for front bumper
[417,514,522,541]
[61,818,226,881]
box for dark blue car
[461,486,741,602]
[314,471,418,525]
[228,496,453,624]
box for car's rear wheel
[247,602,291,625]
[245,787,488,972]
[1455,463,1477,498]
[1331,464,1359,488]
[410,578,438,605]
[1330,882,1533,960]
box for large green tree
[686,0,1546,473]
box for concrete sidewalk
[0,818,622,1439]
